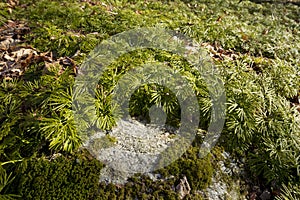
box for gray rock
[83,119,178,184]
[176,176,191,199]
[200,151,246,200]
[260,190,271,200]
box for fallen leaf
[4,54,14,61]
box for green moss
[95,175,179,200]
[12,152,104,199]
[156,145,215,191]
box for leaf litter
[0,20,78,80]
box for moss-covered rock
[14,152,104,200]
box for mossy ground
[0,0,299,199]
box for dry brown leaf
[201,42,240,61]
[0,21,80,79]
[11,68,21,73]
[11,48,37,60]
[8,8,12,14]
[21,51,34,68]
[3,54,15,61]
[8,0,19,7]
[0,38,20,50]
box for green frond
[276,183,300,200]
[40,110,81,152]
[0,166,20,199]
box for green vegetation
[0,0,299,199]
[13,152,104,200]
[276,183,300,200]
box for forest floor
[0,0,299,199]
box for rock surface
[83,118,179,184]
[176,176,191,199]
[199,152,247,200]
[83,119,247,199]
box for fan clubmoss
[0,0,299,199]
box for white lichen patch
[83,118,178,184]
